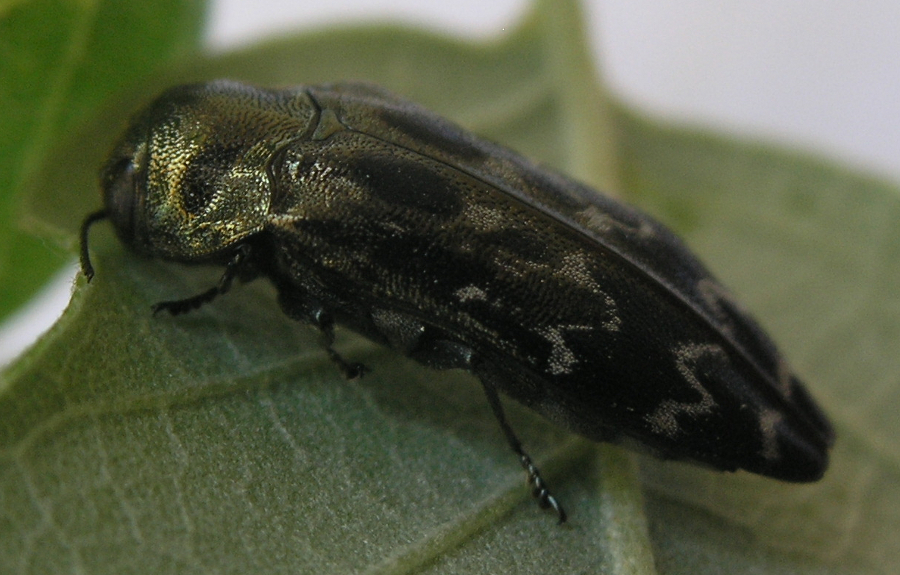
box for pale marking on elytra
[285,154,303,176]
[267,213,296,227]
[645,342,722,438]
[378,220,407,235]
[560,252,602,292]
[758,408,783,461]
[493,250,621,332]
[492,254,528,280]
[311,160,335,181]
[577,204,657,239]
[454,285,489,303]
[560,252,621,331]
[283,152,349,207]
[537,324,594,375]
[463,202,508,232]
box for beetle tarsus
[326,346,369,380]
[312,310,370,380]
[79,209,108,282]
[480,374,567,523]
[152,287,220,316]
[520,453,567,523]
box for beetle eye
[103,157,138,246]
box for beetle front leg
[479,373,567,523]
[152,244,253,316]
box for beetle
[80,80,834,522]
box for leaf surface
[3,1,897,573]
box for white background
[2,0,898,365]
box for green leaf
[3,0,897,573]
[0,0,206,321]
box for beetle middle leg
[311,309,369,380]
[276,289,368,380]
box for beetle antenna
[79,209,108,282]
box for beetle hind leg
[479,374,567,523]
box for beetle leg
[308,308,369,380]
[479,375,567,523]
[275,287,369,379]
[152,244,252,316]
